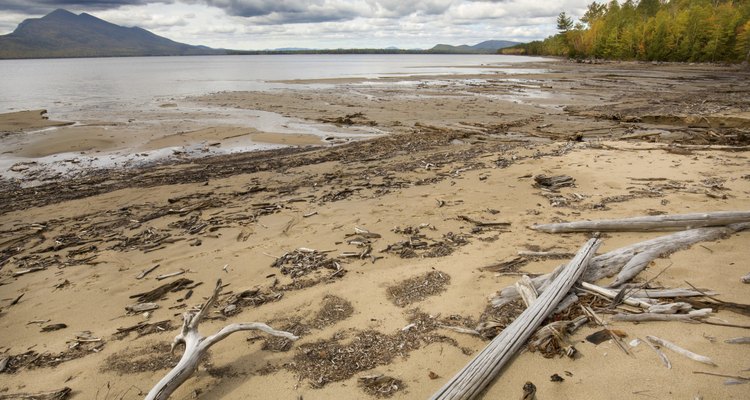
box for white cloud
[1,0,597,49]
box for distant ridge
[0,9,226,59]
[0,9,524,59]
[428,40,522,54]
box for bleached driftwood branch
[579,282,653,309]
[145,280,299,400]
[430,239,601,400]
[645,335,716,366]
[491,223,749,307]
[530,211,750,233]
[612,308,712,323]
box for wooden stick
[579,282,652,309]
[136,264,160,279]
[724,337,750,344]
[644,338,671,369]
[645,335,716,366]
[145,279,298,400]
[531,211,750,233]
[155,269,185,281]
[612,309,711,323]
[429,239,601,400]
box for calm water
[0,54,545,119]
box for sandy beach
[1,60,749,400]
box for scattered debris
[358,374,405,398]
[125,303,159,313]
[129,278,194,303]
[271,249,345,288]
[114,320,174,339]
[387,271,451,307]
[533,174,575,191]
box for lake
[0,54,545,120]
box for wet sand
[0,60,749,400]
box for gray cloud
[0,0,596,49]
[0,0,162,14]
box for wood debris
[129,278,194,303]
[645,335,717,366]
[387,271,451,307]
[0,387,71,400]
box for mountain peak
[42,9,78,20]
[1,9,224,59]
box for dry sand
[0,61,749,400]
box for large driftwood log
[145,280,298,400]
[531,211,750,233]
[430,239,601,400]
[491,223,749,307]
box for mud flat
[0,61,749,400]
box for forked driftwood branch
[530,211,750,233]
[429,238,601,400]
[145,279,299,400]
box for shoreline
[0,61,749,399]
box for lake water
[0,54,548,182]
[0,54,545,119]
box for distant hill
[428,40,522,54]
[0,9,226,59]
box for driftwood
[492,223,749,306]
[644,338,671,369]
[531,211,750,233]
[0,387,71,400]
[145,279,298,400]
[578,282,653,309]
[429,238,600,400]
[612,309,712,323]
[130,278,193,303]
[645,336,716,366]
[514,275,538,308]
[136,264,160,279]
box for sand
[0,60,749,400]
[0,109,73,134]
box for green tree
[581,2,607,26]
[557,12,574,33]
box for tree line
[502,0,750,62]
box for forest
[502,0,750,62]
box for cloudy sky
[0,0,592,50]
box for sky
[0,0,593,50]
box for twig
[692,371,749,381]
[136,264,160,280]
[156,269,185,281]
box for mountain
[428,40,522,54]
[0,9,226,59]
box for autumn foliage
[503,0,750,62]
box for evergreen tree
[557,12,574,33]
